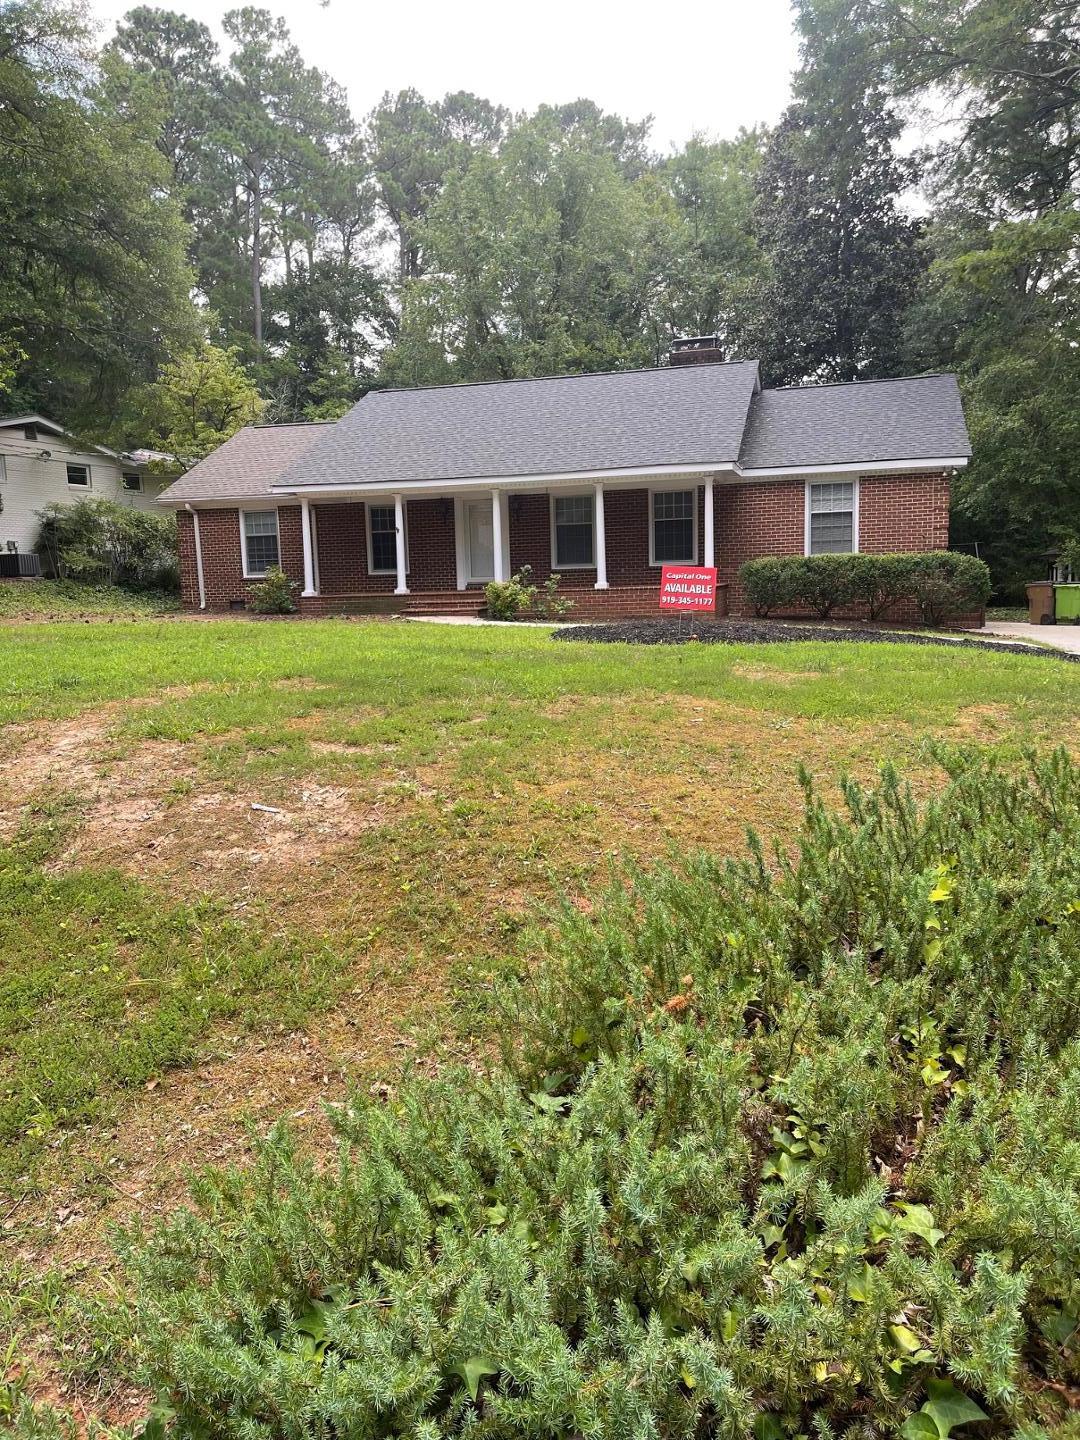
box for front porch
[287,479,724,619]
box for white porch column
[300,498,317,596]
[393,493,409,594]
[594,483,609,589]
[491,489,509,582]
[703,477,715,569]
[453,498,467,590]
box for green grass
[0,819,360,1189]
[0,580,180,621]
[2,619,1077,1188]
[2,613,1077,731]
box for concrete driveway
[983,621,1080,655]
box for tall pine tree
[736,0,924,384]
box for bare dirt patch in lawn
[729,663,821,685]
[949,703,1020,740]
[0,697,416,902]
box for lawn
[2,615,1079,1424]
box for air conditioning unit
[0,552,42,578]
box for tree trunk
[251,166,263,347]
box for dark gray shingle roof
[157,422,332,504]
[738,374,971,471]
[276,361,762,489]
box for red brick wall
[313,499,456,594]
[859,472,950,553]
[510,487,704,587]
[177,474,954,619]
[175,505,302,610]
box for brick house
[157,340,971,619]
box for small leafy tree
[127,341,265,467]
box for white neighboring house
[0,413,176,573]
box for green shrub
[907,551,993,626]
[849,552,912,620]
[247,566,297,614]
[794,553,858,617]
[35,498,178,590]
[740,555,805,616]
[738,552,991,626]
[485,566,537,619]
[118,750,1080,1438]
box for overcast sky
[90,0,801,150]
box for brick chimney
[669,334,725,366]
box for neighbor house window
[242,509,280,576]
[66,464,90,488]
[651,489,696,564]
[552,493,594,568]
[121,471,142,492]
[807,481,857,554]
[367,503,408,574]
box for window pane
[554,495,593,566]
[653,490,695,562]
[122,472,142,492]
[371,530,397,571]
[369,504,399,571]
[809,484,854,554]
[66,465,89,487]
[243,510,279,573]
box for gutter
[184,504,207,611]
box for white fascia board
[270,461,739,498]
[734,456,970,479]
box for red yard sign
[659,564,718,613]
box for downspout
[184,504,207,611]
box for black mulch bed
[553,617,1079,661]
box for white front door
[466,500,495,581]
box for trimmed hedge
[740,551,991,626]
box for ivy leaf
[528,1090,569,1114]
[890,1323,924,1354]
[895,1203,945,1248]
[450,1356,499,1402]
[901,1413,941,1440]
[922,1378,988,1436]
[847,1263,874,1302]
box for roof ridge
[761,372,956,395]
[371,359,758,397]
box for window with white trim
[121,471,143,492]
[367,503,408,574]
[552,494,594,567]
[242,509,280,575]
[66,464,91,488]
[651,489,696,564]
[808,482,855,554]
